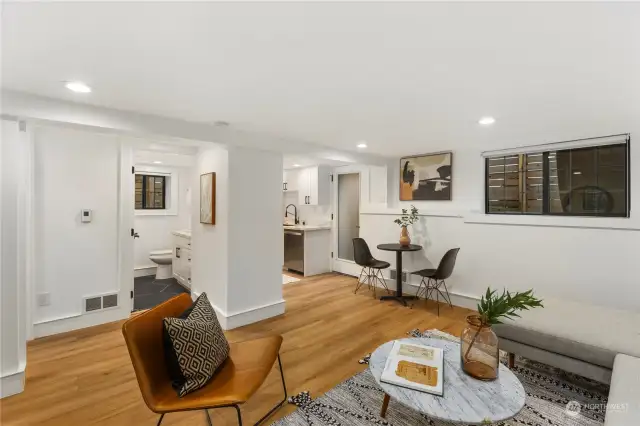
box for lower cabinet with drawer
[173,234,191,289]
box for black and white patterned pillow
[163,293,230,397]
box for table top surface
[377,243,422,252]
[369,337,525,424]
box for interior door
[332,171,361,275]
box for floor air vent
[83,293,119,313]
[84,296,102,312]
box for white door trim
[117,141,135,313]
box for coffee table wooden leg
[508,353,515,369]
[380,393,390,418]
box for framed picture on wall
[200,172,216,224]
[400,152,452,201]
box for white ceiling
[2,2,639,157]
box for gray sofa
[493,298,640,426]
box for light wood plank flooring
[0,273,473,426]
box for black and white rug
[273,329,609,426]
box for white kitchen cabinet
[283,169,298,192]
[297,166,330,205]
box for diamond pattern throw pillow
[163,293,230,397]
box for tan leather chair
[122,293,287,426]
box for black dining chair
[412,248,460,315]
[352,238,391,298]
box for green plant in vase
[393,205,419,246]
[461,288,543,380]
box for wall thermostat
[81,209,92,223]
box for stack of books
[380,341,444,396]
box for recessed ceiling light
[478,116,496,126]
[293,164,301,167]
[573,171,582,175]
[153,161,163,164]
[65,81,92,93]
[357,142,368,148]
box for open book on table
[380,341,444,396]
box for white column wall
[191,146,229,314]
[0,119,28,398]
[191,145,284,329]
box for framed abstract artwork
[200,172,216,224]
[400,152,452,201]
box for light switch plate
[37,292,51,306]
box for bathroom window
[135,175,166,209]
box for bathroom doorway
[129,142,196,311]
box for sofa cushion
[493,298,640,368]
[604,354,640,426]
[163,293,230,397]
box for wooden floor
[1,273,473,426]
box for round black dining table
[377,243,422,306]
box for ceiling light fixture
[293,164,301,167]
[153,161,163,164]
[478,116,496,126]
[573,171,582,175]
[357,142,368,148]
[65,81,92,93]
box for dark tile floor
[133,275,189,311]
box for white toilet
[149,249,173,280]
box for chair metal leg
[440,280,453,307]
[233,405,243,426]
[205,410,213,426]
[157,414,165,426]
[375,269,390,293]
[355,267,367,294]
[370,268,376,298]
[253,354,288,425]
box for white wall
[191,146,229,313]
[228,146,283,317]
[133,165,192,272]
[357,135,640,312]
[32,125,131,336]
[0,119,28,398]
[191,145,284,329]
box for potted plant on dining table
[393,205,419,247]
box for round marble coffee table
[369,337,525,424]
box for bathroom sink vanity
[172,230,191,289]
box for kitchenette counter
[283,225,331,231]
[283,225,331,277]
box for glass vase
[460,314,499,380]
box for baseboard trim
[134,266,156,278]
[33,307,130,338]
[0,369,25,399]
[208,299,286,330]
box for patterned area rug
[273,329,610,426]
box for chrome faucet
[285,204,299,224]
